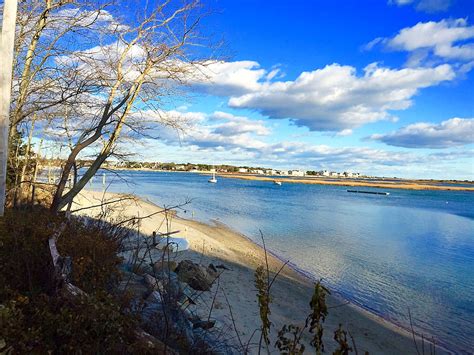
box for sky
[40,0,474,179]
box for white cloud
[118,108,473,179]
[223,62,454,132]
[370,118,474,148]
[132,109,271,150]
[336,129,353,137]
[49,8,129,33]
[388,0,452,12]
[210,112,271,136]
[389,0,415,5]
[189,61,267,96]
[187,60,455,132]
[416,0,452,12]
[387,19,474,61]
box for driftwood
[48,223,86,299]
[47,222,176,353]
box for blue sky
[41,0,474,179]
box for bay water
[88,170,474,352]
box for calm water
[89,170,474,352]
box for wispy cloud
[388,0,452,13]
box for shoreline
[103,168,474,192]
[72,189,451,354]
[187,216,454,354]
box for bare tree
[50,0,213,212]
[11,0,115,136]
[0,0,19,216]
[7,0,124,200]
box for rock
[215,263,231,270]
[192,320,216,330]
[128,261,153,276]
[153,260,177,274]
[129,329,178,354]
[146,290,163,304]
[184,308,201,324]
[144,274,162,291]
[208,263,218,273]
[175,260,218,291]
[119,271,149,298]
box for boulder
[175,260,218,291]
[153,260,177,274]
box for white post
[0,0,19,216]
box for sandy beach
[71,189,447,354]
[218,173,474,192]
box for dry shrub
[0,292,137,354]
[57,218,124,293]
[0,207,137,353]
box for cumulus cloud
[188,60,455,132]
[370,118,474,148]
[222,62,454,132]
[189,61,268,96]
[383,19,474,61]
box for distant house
[175,165,185,170]
[330,172,339,177]
[320,170,330,177]
[238,168,248,173]
[255,169,264,175]
[289,170,305,177]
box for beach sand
[71,189,447,354]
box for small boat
[208,171,217,183]
[273,180,282,186]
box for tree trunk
[51,150,109,212]
[20,114,36,192]
[0,0,19,216]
